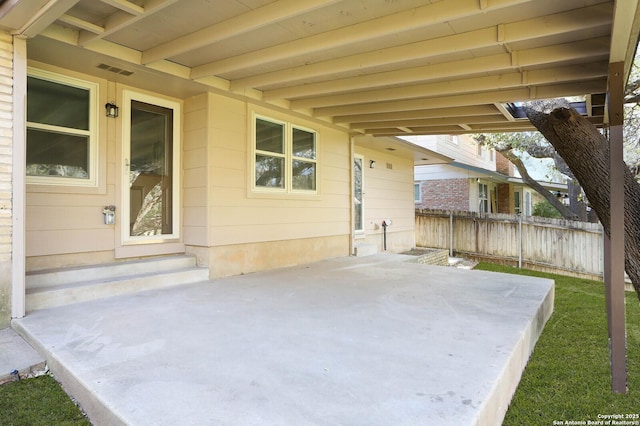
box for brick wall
[0,31,12,327]
[495,151,513,176]
[415,178,469,210]
[497,183,512,213]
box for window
[26,68,98,186]
[478,182,489,212]
[414,183,422,203]
[254,116,317,193]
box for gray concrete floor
[12,254,554,426]
[0,327,45,385]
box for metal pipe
[382,220,387,251]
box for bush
[532,200,563,218]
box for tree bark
[526,106,640,300]
[496,147,579,220]
[524,143,589,220]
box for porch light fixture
[370,160,376,168]
[105,101,119,118]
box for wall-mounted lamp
[105,101,119,118]
[103,205,116,225]
[370,160,376,168]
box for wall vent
[386,163,393,170]
[97,63,134,76]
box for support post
[11,36,26,319]
[449,212,453,257]
[605,61,627,393]
[518,213,522,269]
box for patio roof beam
[78,0,178,46]
[350,114,510,130]
[295,62,609,110]
[314,79,607,117]
[16,0,79,38]
[263,37,611,100]
[333,105,501,124]
[141,0,342,65]
[191,0,532,79]
[229,3,611,91]
[58,14,104,35]
[368,120,538,135]
[99,0,144,16]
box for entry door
[354,154,364,233]
[122,91,180,243]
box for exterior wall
[497,183,514,214]
[415,178,470,211]
[25,62,114,271]
[183,93,209,258]
[496,152,514,176]
[355,139,416,253]
[185,93,352,278]
[0,32,12,327]
[405,134,496,170]
[209,235,348,277]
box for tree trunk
[525,143,589,220]
[526,106,640,300]
[497,148,579,220]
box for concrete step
[25,256,209,312]
[27,255,200,290]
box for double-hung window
[478,182,489,213]
[254,116,317,193]
[26,68,98,186]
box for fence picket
[415,209,603,280]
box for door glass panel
[129,101,173,237]
[354,157,363,232]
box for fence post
[449,212,453,257]
[518,213,523,269]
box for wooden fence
[415,209,604,280]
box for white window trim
[26,67,99,187]
[414,182,422,203]
[478,182,489,212]
[252,114,318,195]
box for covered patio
[13,254,553,425]
[0,0,637,423]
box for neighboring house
[406,134,567,215]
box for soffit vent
[96,63,134,76]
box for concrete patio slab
[0,327,46,385]
[12,254,554,426]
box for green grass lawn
[1,264,639,425]
[475,263,640,425]
[0,374,90,426]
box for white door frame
[121,90,181,246]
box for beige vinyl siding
[180,92,351,276]
[205,93,351,247]
[355,141,416,252]
[183,93,209,247]
[0,31,12,326]
[25,65,112,261]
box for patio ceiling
[0,0,637,136]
